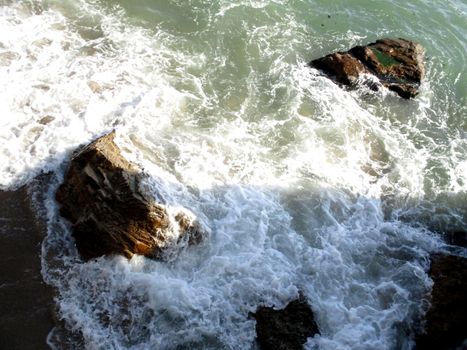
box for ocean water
[0,0,466,349]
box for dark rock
[416,253,467,349]
[253,297,320,350]
[0,185,55,350]
[56,131,205,260]
[310,38,425,98]
[444,231,467,248]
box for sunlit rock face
[56,131,205,261]
[311,38,425,98]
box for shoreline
[0,186,55,350]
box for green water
[100,0,466,197]
[100,0,466,122]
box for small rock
[310,38,425,98]
[56,131,206,260]
[253,297,320,350]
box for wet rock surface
[0,185,55,350]
[56,131,205,260]
[416,253,467,349]
[310,38,425,98]
[253,297,320,350]
[444,230,467,248]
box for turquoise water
[0,0,466,349]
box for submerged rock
[416,253,467,349]
[253,297,320,350]
[310,38,425,98]
[56,131,205,260]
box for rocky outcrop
[416,254,467,349]
[0,185,55,350]
[310,38,425,98]
[56,131,205,260]
[252,297,320,350]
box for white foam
[0,0,188,189]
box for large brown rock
[56,131,205,260]
[310,38,425,98]
[252,297,320,350]
[416,254,467,349]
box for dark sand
[0,186,55,350]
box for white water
[1,1,465,349]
